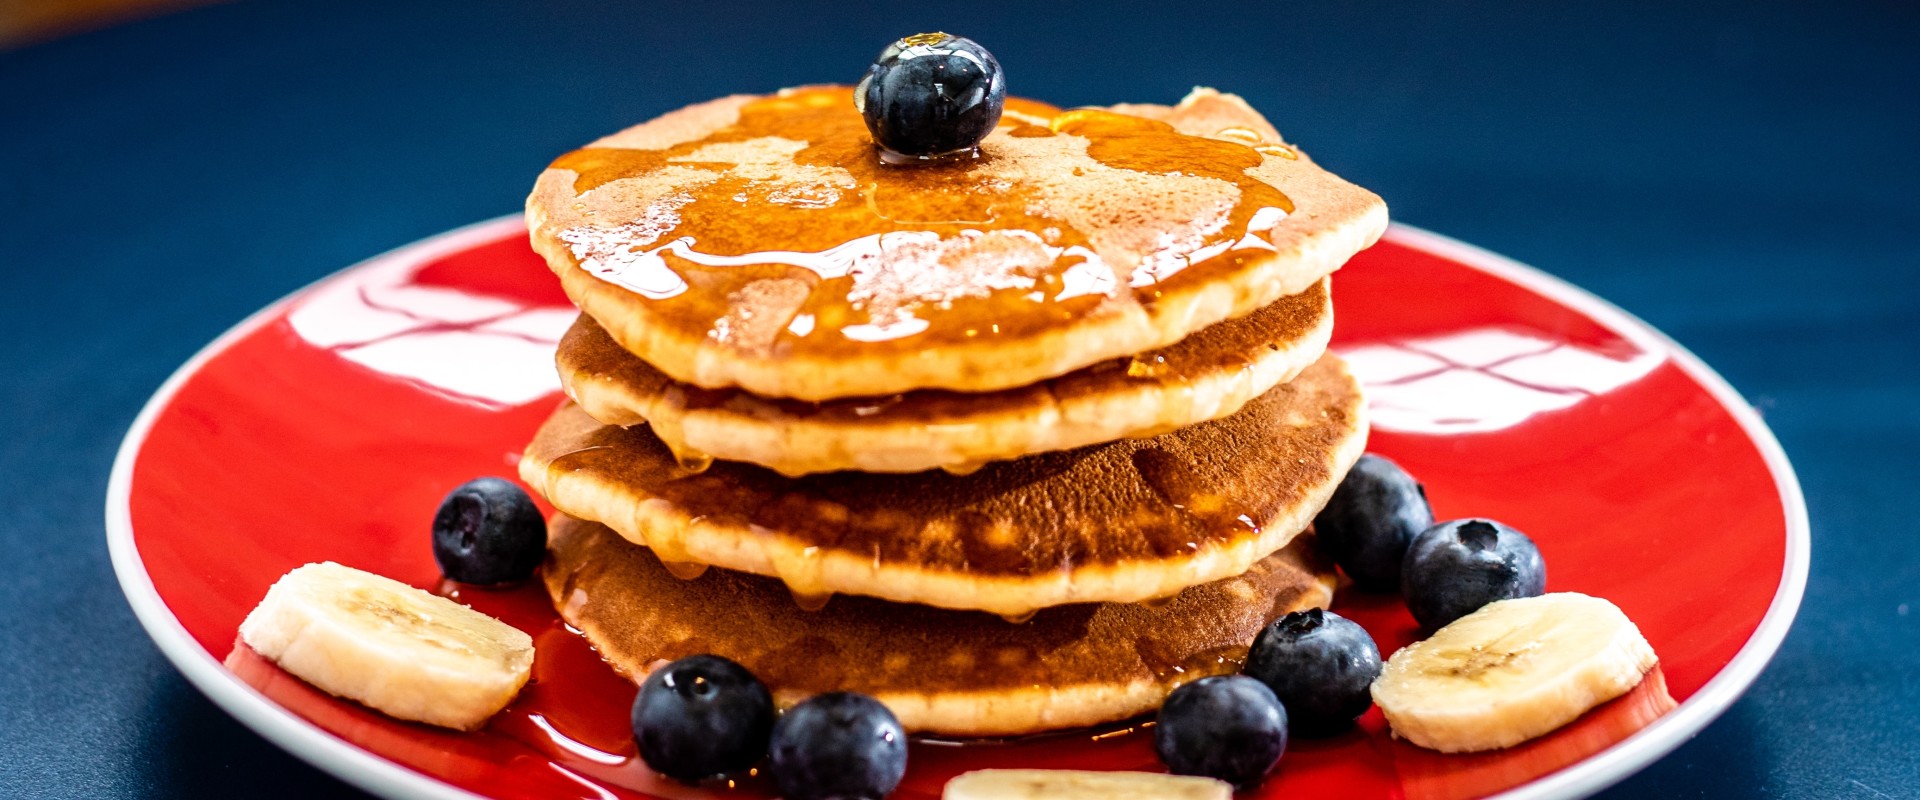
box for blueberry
[1401,519,1547,631]
[1244,608,1382,736]
[856,32,1005,158]
[1314,454,1434,590]
[1154,676,1287,789]
[631,655,775,782]
[769,692,907,800]
[431,477,545,585]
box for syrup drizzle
[546,86,1294,356]
[1129,447,1263,556]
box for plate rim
[1384,226,1809,800]
[104,217,1810,800]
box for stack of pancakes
[519,86,1387,736]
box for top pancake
[526,86,1386,401]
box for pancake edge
[545,519,1338,736]
[525,88,1387,401]
[518,374,1368,617]
[559,280,1335,476]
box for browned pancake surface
[520,354,1366,614]
[546,515,1335,735]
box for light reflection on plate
[287,248,572,409]
[1340,327,1665,434]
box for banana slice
[943,770,1231,800]
[1371,592,1657,753]
[238,562,535,731]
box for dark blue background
[2,1,1915,796]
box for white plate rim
[104,217,1810,800]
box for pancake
[519,354,1367,617]
[558,278,1333,476]
[525,86,1386,401]
[545,515,1336,736]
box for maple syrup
[546,86,1295,360]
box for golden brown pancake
[520,354,1366,617]
[546,515,1336,736]
[525,86,1386,401]
[557,278,1333,476]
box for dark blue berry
[769,692,907,800]
[1401,519,1547,631]
[1314,454,1434,590]
[1244,608,1381,736]
[1154,676,1287,789]
[856,32,1005,158]
[431,477,545,585]
[631,655,775,782]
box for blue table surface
[2,0,1915,796]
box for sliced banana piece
[1371,592,1657,753]
[943,769,1231,800]
[238,562,535,731]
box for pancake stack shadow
[517,86,1387,736]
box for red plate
[107,218,1808,800]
